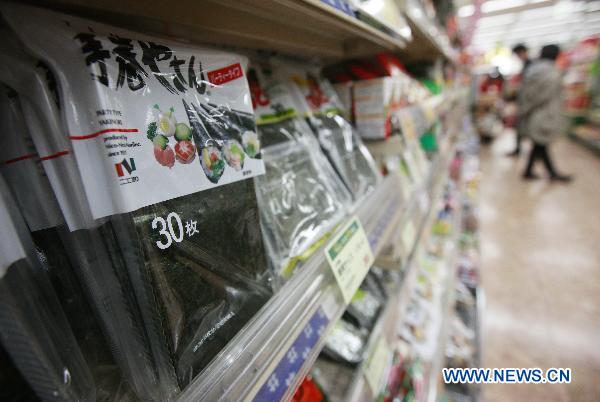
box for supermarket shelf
[345,151,456,402]
[424,181,465,402]
[402,9,457,63]
[37,0,406,60]
[569,130,600,156]
[177,95,465,402]
[176,176,403,402]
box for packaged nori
[254,139,351,278]
[1,5,272,397]
[307,114,381,201]
[0,85,142,401]
[274,62,381,201]
[321,319,367,366]
[0,30,176,401]
[249,61,351,279]
[128,179,271,386]
[0,340,37,402]
[0,179,95,401]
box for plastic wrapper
[1,4,271,398]
[255,139,351,278]
[0,343,37,402]
[0,178,95,401]
[0,85,129,401]
[249,62,351,278]
[321,319,368,366]
[343,271,387,330]
[276,62,381,201]
[308,114,380,200]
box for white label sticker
[363,337,390,394]
[401,220,417,252]
[325,217,374,304]
[3,4,265,224]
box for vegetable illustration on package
[182,99,226,183]
[147,105,195,168]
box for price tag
[399,175,410,200]
[401,220,417,251]
[325,217,374,304]
[399,109,416,140]
[363,337,390,394]
[419,192,429,213]
[423,103,435,124]
[403,150,422,184]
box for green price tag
[325,216,374,304]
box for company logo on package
[115,158,139,185]
[115,157,136,177]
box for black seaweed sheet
[0,255,95,402]
[124,179,272,387]
[31,229,129,402]
[308,114,379,201]
[0,331,38,402]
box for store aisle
[479,132,600,402]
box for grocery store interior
[0,1,598,402]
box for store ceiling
[457,0,600,53]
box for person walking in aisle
[507,43,532,156]
[520,44,572,182]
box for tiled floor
[479,132,600,402]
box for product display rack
[424,188,464,402]
[438,136,483,402]
[344,154,459,402]
[177,91,466,402]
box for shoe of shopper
[522,173,541,180]
[550,174,573,183]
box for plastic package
[255,139,351,278]
[0,85,130,401]
[343,271,387,330]
[0,178,95,402]
[321,319,368,366]
[276,63,381,201]
[1,4,271,398]
[249,62,351,278]
[0,343,37,402]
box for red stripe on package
[69,128,139,140]
[40,150,70,160]
[4,153,38,165]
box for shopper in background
[507,43,532,156]
[520,44,572,182]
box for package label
[325,217,374,304]
[248,63,299,125]
[280,63,343,117]
[401,220,417,252]
[363,337,390,394]
[3,5,265,220]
